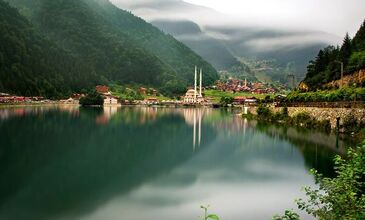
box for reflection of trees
[250,121,348,177]
[0,107,218,220]
[0,105,80,121]
[201,113,345,178]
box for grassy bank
[204,89,274,103]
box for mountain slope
[303,19,365,89]
[0,0,104,97]
[6,0,218,95]
[152,19,240,70]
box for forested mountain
[303,19,365,89]
[0,0,102,97]
[1,0,218,97]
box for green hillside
[1,0,218,97]
[303,19,365,89]
[0,0,104,97]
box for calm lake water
[0,106,348,220]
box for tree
[219,96,234,107]
[353,19,365,51]
[340,33,352,66]
[79,90,104,106]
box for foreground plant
[274,143,365,220]
[200,205,220,220]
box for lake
[0,106,347,220]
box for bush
[296,144,365,219]
[79,90,104,106]
[275,143,365,219]
[220,96,234,107]
[256,105,273,120]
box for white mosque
[183,66,205,103]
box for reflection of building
[181,108,206,150]
[184,66,205,103]
[96,106,118,125]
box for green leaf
[206,214,220,220]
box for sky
[113,0,365,38]
[111,0,364,53]
[184,0,365,37]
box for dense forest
[0,0,218,98]
[304,19,365,89]
[0,0,103,97]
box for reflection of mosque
[181,108,215,150]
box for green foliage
[272,210,300,220]
[200,205,220,220]
[219,96,234,107]
[0,0,99,98]
[286,87,365,102]
[109,85,144,101]
[256,105,273,120]
[206,214,220,220]
[304,19,365,89]
[79,90,104,106]
[296,144,365,219]
[347,51,365,73]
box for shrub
[220,96,234,107]
[79,90,104,106]
[275,143,365,219]
[296,145,365,219]
[256,105,273,120]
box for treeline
[304,19,365,89]
[0,0,219,98]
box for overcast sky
[184,0,365,37]
[113,0,365,38]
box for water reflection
[0,106,347,220]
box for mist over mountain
[112,0,342,81]
[152,20,239,70]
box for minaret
[244,78,247,87]
[194,66,197,102]
[199,68,203,97]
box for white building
[104,96,118,105]
[184,66,205,103]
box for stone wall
[248,106,365,129]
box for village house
[95,85,119,105]
[104,96,118,105]
[139,87,147,95]
[96,85,110,95]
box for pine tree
[353,19,365,51]
[340,33,352,65]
